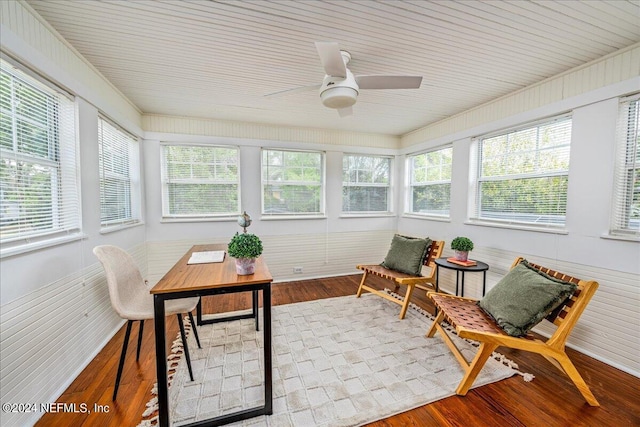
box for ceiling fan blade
[355,75,423,89]
[315,42,346,78]
[264,84,321,98]
[337,106,353,117]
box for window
[262,149,324,216]
[342,154,391,213]
[407,146,452,217]
[98,116,140,228]
[0,59,80,254]
[161,144,240,218]
[472,116,572,228]
[611,94,640,237]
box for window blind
[408,146,452,217]
[161,144,240,217]
[342,154,391,213]
[262,149,323,215]
[473,116,571,227]
[611,94,640,237]
[98,116,139,228]
[0,59,80,250]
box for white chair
[93,245,201,400]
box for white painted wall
[397,82,640,377]
[398,83,640,274]
[142,133,398,283]
[0,3,145,426]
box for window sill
[100,221,144,235]
[161,216,238,223]
[260,214,327,221]
[464,220,568,235]
[401,214,451,222]
[601,233,640,243]
[0,232,87,259]
[340,213,396,218]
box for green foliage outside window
[0,67,61,239]
[163,145,239,217]
[410,147,452,216]
[477,118,571,226]
[343,154,390,212]
[262,149,323,214]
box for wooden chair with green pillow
[356,235,444,319]
[426,257,600,406]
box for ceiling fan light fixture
[320,86,358,109]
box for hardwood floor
[35,274,639,427]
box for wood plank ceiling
[27,0,640,136]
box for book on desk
[187,250,226,265]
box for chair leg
[553,353,600,406]
[426,310,445,338]
[399,284,415,319]
[187,311,201,349]
[136,320,144,361]
[177,314,194,382]
[113,320,134,400]
[356,272,368,297]
[455,342,498,396]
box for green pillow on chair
[381,234,431,276]
[478,260,577,337]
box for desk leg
[253,290,259,331]
[263,285,273,414]
[154,295,169,427]
[460,271,465,298]
[196,298,203,326]
[455,271,460,296]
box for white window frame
[160,143,241,220]
[261,148,325,218]
[470,114,572,230]
[0,57,81,257]
[405,145,453,219]
[342,154,393,215]
[98,115,141,231]
[610,93,640,239]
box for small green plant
[228,233,263,259]
[451,236,474,252]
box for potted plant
[228,232,263,275]
[451,237,474,262]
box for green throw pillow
[380,234,432,276]
[478,260,577,337]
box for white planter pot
[234,257,256,275]
[454,250,469,262]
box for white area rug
[139,292,526,426]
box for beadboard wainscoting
[529,258,640,377]
[0,244,146,427]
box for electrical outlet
[293,267,303,274]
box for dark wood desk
[151,244,273,427]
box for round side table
[434,257,489,298]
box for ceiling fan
[266,42,423,117]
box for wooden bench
[356,240,444,319]
[426,257,600,406]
